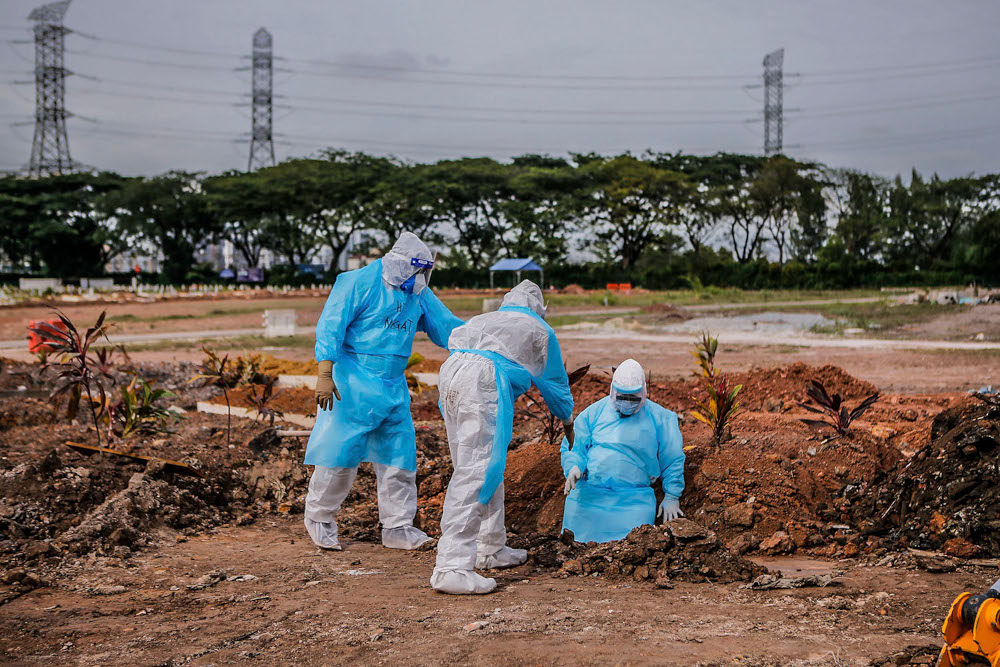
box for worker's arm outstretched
[417,288,464,350]
[533,329,574,423]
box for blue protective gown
[560,397,684,543]
[304,259,462,471]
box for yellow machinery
[940,579,1000,666]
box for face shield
[400,257,434,294]
[382,232,434,295]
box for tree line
[1,150,997,288]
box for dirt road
[2,517,991,666]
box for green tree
[575,154,689,271]
[107,172,218,283]
[279,151,395,274]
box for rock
[463,621,489,632]
[943,538,981,559]
[23,540,56,560]
[91,585,128,596]
[654,575,674,589]
[913,552,957,573]
[2,567,26,584]
[562,559,582,574]
[665,518,710,541]
[871,425,897,440]
[187,570,229,590]
[759,531,795,554]
[727,533,760,555]
[901,409,918,422]
[764,398,784,413]
[722,503,755,527]
[633,565,649,580]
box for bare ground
[2,517,996,666]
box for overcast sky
[1,0,998,178]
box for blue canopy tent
[489,258,543,289]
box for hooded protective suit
[560,359,684,543]
[431,280,573,594]
[303,232,462,551]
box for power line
[60,27,1000,83]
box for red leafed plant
[29,310,114,450]
[798,379,880,436]
[248,377,284,427]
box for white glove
[657,497,684,521]
[564,466,583,496]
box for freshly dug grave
[506,362,959,559]
[847,396,1000,557]
[514,518,767,585]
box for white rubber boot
[430,569,497,595]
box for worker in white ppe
[561,359,685,543]
[431,280,575,595]
[303,232,462,551]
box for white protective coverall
[430,280,574,594]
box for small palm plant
[691,374,742,445]
[692,330,718,378]
[190,347,233,447]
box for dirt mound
[504,440,565,533]
[0,412,314,599]
[515,518,766,584]
[210,385,316,415]
[847,397,1000,556]
[731,362,880,411]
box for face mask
[616,394,641,416]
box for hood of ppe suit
[610,358,646,416]
[501,280,546,318]
[382,232,433,294]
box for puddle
[656,312,837,336]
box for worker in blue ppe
[303,232,463,551]
[561,358,685,544]
[431,280,574,594]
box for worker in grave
[560,359,685,543]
